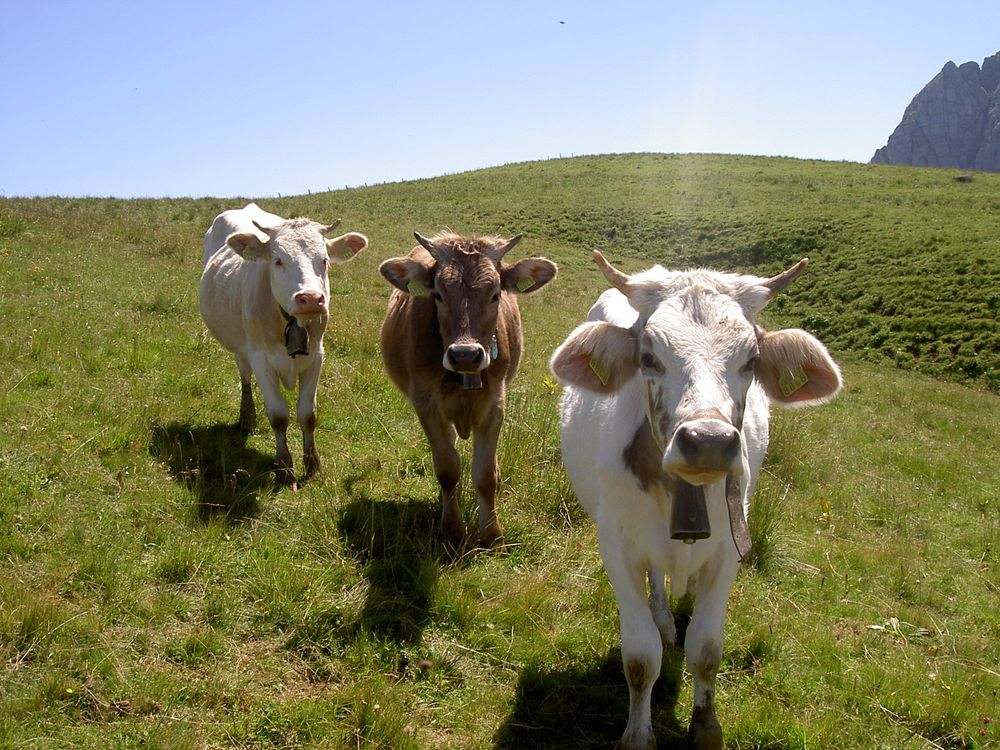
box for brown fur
[623,420,669,492]
[380,242,525,439]
[380,232,556,546]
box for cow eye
[491,292,501,304]
[742,355,759,375]
[640,352,663,372]
[274,258,283,267]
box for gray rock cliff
[872,51,1000,172]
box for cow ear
[227,231,270,260]
[550,321,638,393]
[327,232,368,264]
[379,256,434,296]
[501,257,558,294]
[757,329,843,407]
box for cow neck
[278,304,309,358]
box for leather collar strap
[725,476,752,562]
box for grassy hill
[1,154,997,749]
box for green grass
[1,154,998,748]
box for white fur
[553,266,839,749]
[199,203,367,479]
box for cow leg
[471,406,503,547]
[648,568,676,648]
[236,353,256,433]
[416,407,463,547]
[297,355,322,478]
[600,535,661,750]
[252,358,295,485]
[684,562,738,750]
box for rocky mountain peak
[871,51,1000,172]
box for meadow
[0,154,997,749]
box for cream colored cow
[200,203,367,484]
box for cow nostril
[295,292,325,306]
[719,431,740,463]
[447,345,485,371]
[677,422,740,468]
[676,426,701,461]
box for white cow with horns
[200,203,368,484]
[550,251,842,749]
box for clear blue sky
[2,1,998,198]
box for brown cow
[379,231,557,547]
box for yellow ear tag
[589,357,610,386]
[516,276,535,292]
[779,366,809,397]
[407,279,428,296]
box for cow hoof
[239,412,256,434]
[274,463,296,486]
[687,705,722,750]
[440,519,466,553]
[478,521,504,549]
[303,450,321,479]
[442,527,465,553]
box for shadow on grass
[336,477,446,646]
[494,646,687,749]
[149,421,274,524]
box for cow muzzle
[445,334,500,390]
[662,414,751,560]
[445,342,487,372]
[293,290,327,316]
[444,343,489,390]
[662,416,741,486]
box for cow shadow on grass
[335,475,447,646]
[494,646,687,749]
[149,421,275,524]
[496,603,694,749]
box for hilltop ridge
[2,154,999,390]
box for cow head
[227,218,368,320]
[380,231,557,376]
[551,252,842,486]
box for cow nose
[446,344,486,373]
[294,290,326,312]
[675,420,740,472]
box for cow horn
[320,218,343,235]
[251,220,274,238]
[413,231,439,256]
[495,233,523,259]
[593,250,631,294]
[764,257,808,297]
